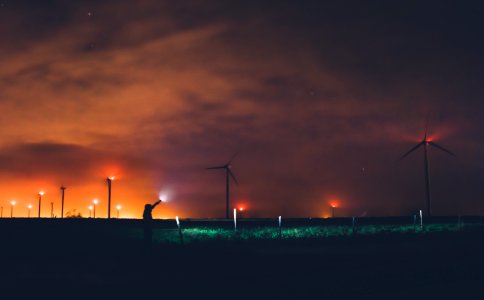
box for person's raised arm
[152,199,162,209]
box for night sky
[1,1,483,218]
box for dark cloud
[0,1,483,217]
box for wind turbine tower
[206,153,239,219]
[400,120,455,217]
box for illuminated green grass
[136,222,473,244]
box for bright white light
[88,206,93,211]
[278,216,282,227]
[233,208,237,230]
[28,205,32,209]
[39,191,44,196]
[109,176,115,181]
[93,199,99,205]
[159,194,168,202]
[10,200,16,206]
[419,209,423,229]
[175,216,180,227]
[116,205,122,210]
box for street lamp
[116,204,122,218]
[92,199,98,218]
[88,205,93,218]
[38,191,44,218]
[107,176,115,219]
[10,200,16,218]
[159,193,168,203]
[28,204,32,218]
[60,186,66,218]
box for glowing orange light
[239,207,244,212]
[39,191,44,196]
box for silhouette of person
[143,199,161,252]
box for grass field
[145,223,463,244]
[2,217,484,299]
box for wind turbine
[399,119,455,217]
[206,153,239,219]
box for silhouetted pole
[332,206,335,218]
[10,201,15,218]
[38,191,44,218]
[0,206,3,218]
[60,186,66,218]
[226,169,229,219]
[50,202,53,218]
[107,177,113,219]
[423,143,432,217]
[176,216,184,244]
[93,199,98,218]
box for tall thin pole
[38,194,42,218]
[107,178,112,219]
[0,206,3,218]
[28,208,30,218]
[94,204,96,218]
[10,205,13,218]
[60,186,66,218]
[424,143,432,217]
[226,168,229,219]
[50,202,53,218]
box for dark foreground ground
[1,218,484,299]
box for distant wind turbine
[206,153,239,219]
[399,119,455,217]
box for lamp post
[93,199,98,218]
[88,206,93,218]
[107,177,114,219]
[28,204,32,218]
[38,191,44,218]
[60,186,66,218]
[116,205,122,218]
[50,202,54,218]
[10,200,16,218]
[330,202,338,218]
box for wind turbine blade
[399,141,425,160]
[428,142,456,157]
[206,166,226,170]
[424,115,430,141]
[228,151,239,164]
[228,169,239,185]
